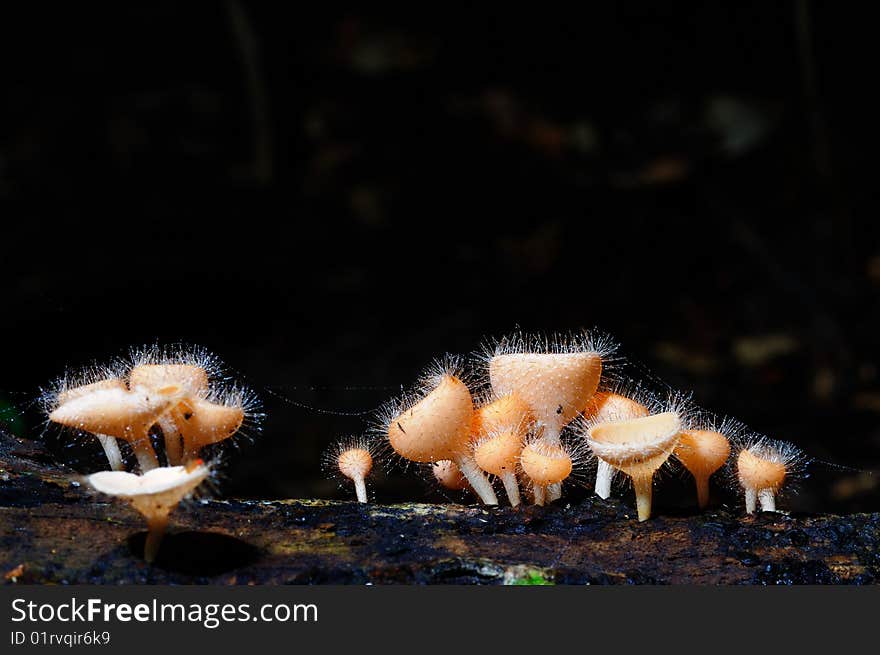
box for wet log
[0,431,877,584]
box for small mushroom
[432,460,472,492]
[323,436,376,503]
[676,422,733,509]
[472,393,532,506]
[519,439,573,503]
[736,438,806,514]
[53,378,129,470]
[129,364,209,465]
[581,390,650,499]
[586,411,683,521]
[87,460,211,563]
[487,332,612,503]
[128,362,247,465]
[49,384,184,472]
[384,367,498,505]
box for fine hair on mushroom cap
[578,377,655,500]
[479,329,618,504]
[85,459,216,563]
[321,435,380,503]
[128,344,262,466]
[40,358,134,471]
[674,413,742,509]
[518,434,589,505]
[375,355,498,505]
[731,434,809,514]
[585,391,692,521]
[47,376,187,473]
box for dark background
[1,2,877,513]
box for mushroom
[472,393,532,506]
[87,460,211,562]
[519,438,574,504]
[675,418,737,508]
[432,460,472,493]
[129,364,209,465]
[736,438,806,514]
[586,410,683,521]
[581,389,650,499]
[128,361,249,465]
[52,378,129,471]
[487,333,610,504]
[383,365,498,505]
[323,436,376,503]
[49,384,185,472]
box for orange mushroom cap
[387,374,474,463]
[737,448,787,492]
[520,441,573,486]
[489,352,601,438]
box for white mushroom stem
[744,488,758,514]
[633,475,653,522]
[758,488,776,512]
[540,424,563,503]
[144,514,169,564]
[454,454,498,505]
[533,485,546,506]
[353,476,368,504]
[95,435,124,471]
[594,460,615,499]
[500,471,521,507]
[157,415,183,466]
[131,438,160,472]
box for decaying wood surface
[1,431,877,584]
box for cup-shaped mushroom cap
[129,364,209,396]
[337,448,373,480]
[48,386,183,442]
[489,352,601,438]
[56,378,127,405]
[177,398,245,448]
[677,429,731,477]
[520,441,573,486]
[387,375,474,462]
[88,462,210,515]
[583,391,649,423]
[737,448,787,492]
[587,412,682,478]
[432,459,470,491]
[474,430,523,476]
[472,393,532,438]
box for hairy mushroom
[736,438,806,514]
[323,436,376,503]
[432,460,472,492]
[383,363,498,505]
[586,410,683,521]
[581,388,650,499]
[49,384,184,472]
[675,418,737,508]
[486,332,613,504]
[127,351,254,465]
[519,438,574,504]
[53,378,129,471]
[129,363,209,465]
[87,460,211,563]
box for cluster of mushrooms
[41,335,808,565]
[326,332,808,521]
[44,347,257,562]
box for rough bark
[0,432,877,584]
